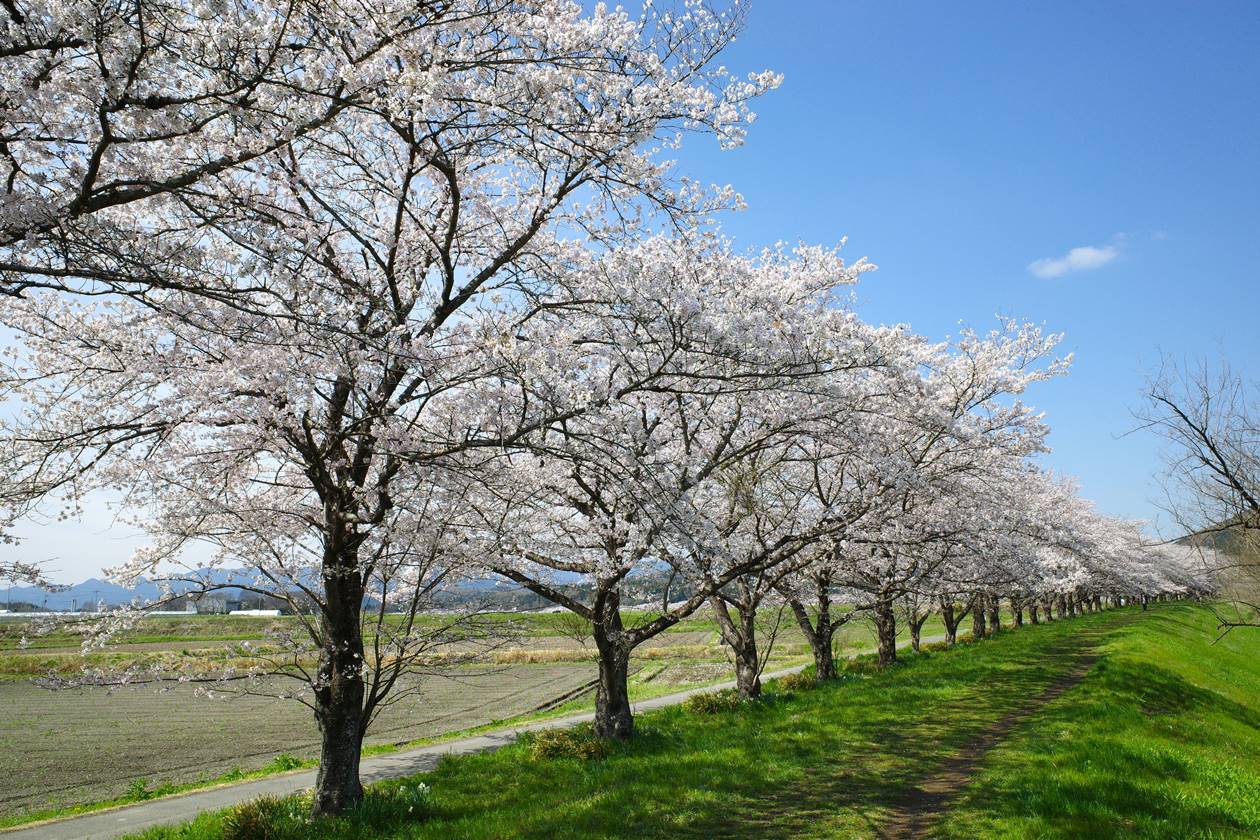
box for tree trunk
[986,599,1001,635]
[311,540,367,817]
[940,599,959,645]
[712,595,761,700]
[733,640,761,700]
[1055,595,1067,619]
[592,591,634,740]
[1029,602,1040,624]
[313,684,365,817]
[788,578,839,681]
[909,612,928,652]
[873,597,897,666]
[1011,597,1024,627]
[971,595,987,640]
[813,634,837,680]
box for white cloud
[1027,243,1119,279]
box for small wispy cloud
[1027,243,1120,279]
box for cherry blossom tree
[0,0,782,813]
[464,236,881,735]
[800,320,1070,665]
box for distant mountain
[5,566,699,613]
[4,570,258,611]
[1177,513,1260,555]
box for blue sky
[14,1,1260,584]
[674,0,1260,535]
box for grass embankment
[120,603,1260,840]
[936,604,1260,838]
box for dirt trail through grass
[877,632,1110,839]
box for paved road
[5,635,943,840]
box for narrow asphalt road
[5,634,943,840]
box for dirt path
[876,645,1101,839]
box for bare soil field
[0,663,598,817]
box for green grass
[937,604,1260,839]
[119,604,1254,840]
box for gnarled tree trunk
[986,598,1001,635]
[312,539,367,817]
[592,590,634,739]
[908,609,929,652]
[732,639,761,700]
[785,573,842,681]
[711,594,762,700]
[971,594,987,639]
[939,597,970,645]
[873,596,897,666]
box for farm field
[124,603,1260,840]
[0,663,597,817]
[0,607,950,821]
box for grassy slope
[938,604,1260,839]
[124,603,1260,840]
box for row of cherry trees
[0,0,1208,814]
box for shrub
[683,688,742,715]
[221,795,304,840]
[841,653,881,675]
[521,726,609,761]
[775,670,818,693]
[920,640,951,653]
[220,785,432,840]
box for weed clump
[222,795,301,840]
[221,784,432,840]
[774,670,819,693]
[521,726,609,761]
[124,779,175,802]
[266,753,305,772]
[683,688,742,715]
